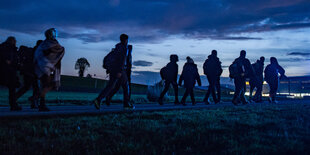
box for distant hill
[60,75,147,94]
[131,71,234,87]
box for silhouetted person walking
[178,57,201,106]
[203,50,222,104]
[15,40,43,108]
[264,57,286,103]
[229,50,254,105]
[158,54,179,105]
[94,34,134,109]
[249,56,265,103]
[34,28,65,111]
[0,36,22,111]
[105,45,133,106]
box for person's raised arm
[277,65,287,79]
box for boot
[105,98,111,106]
[10,98,22,111]
[174,100,180,105]
[94,98,101,109]
[38,98,50,112]
[10,104,22,111]
[158,98,163,105]
[29,97,38,109]
[124,103,135,109]
[191,101,196,106]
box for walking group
[0,28,65,111]
[156,49,286,107]
[0,29,286,111]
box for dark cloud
[133,60,153,67]
[277,58,310,62]
[287,52,310,57]
[0,0,310,43]
[211,36,263,40]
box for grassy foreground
[1,103,310,154]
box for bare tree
[75,57,90,77]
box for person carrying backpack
[230,50,254,105]
[0,36,22,111]
[264,57,286,103]
[94,34,134,109]
[249,56,265,103]
[15,40,43,109]
[104,45,133,106]
[203,50,222,104]
[178,57,201,106]
[158,54,179,105]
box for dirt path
[0,100,308,118]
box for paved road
[0,100,307,118]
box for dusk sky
[1,0,310,84]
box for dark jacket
[165,61,178,82]
[264,63,285,83]
[179,62,201,88]
[233,57,254,78]
[125,45,132,78]
[18,46,35,76]
[203,55,222,77]
[111,43,130,75]
[252,60,264,81]
[0,42,19,86]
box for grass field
[0,103,309,154]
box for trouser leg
[39,75,54,106]
[204,76,211,101]
[127,76,131,101]
[15,76,33,101]
[181,88,190,104]
[233,78,242,102]
[204,87,211,101]
[172,81,179,103]
[159,81,170,100]
[254,81,262,101]
[239,78,247,103]
[269,80,278,101]
[32,79,39,99]
[106,80,121,105]
[210,83,217,102]
[249,82,255,100]
[97,75,118,101]
[120,71,130,106]
[189,88,195,105]
[8,86,16,107]
[215,78,221,102]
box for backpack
[18,46,34,71]
[102,48,117,73]
[203,59,209,75]
[229,61,240,78]
[203,59,215,75]
[160,66,168,80]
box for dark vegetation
[0,103,309,154]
